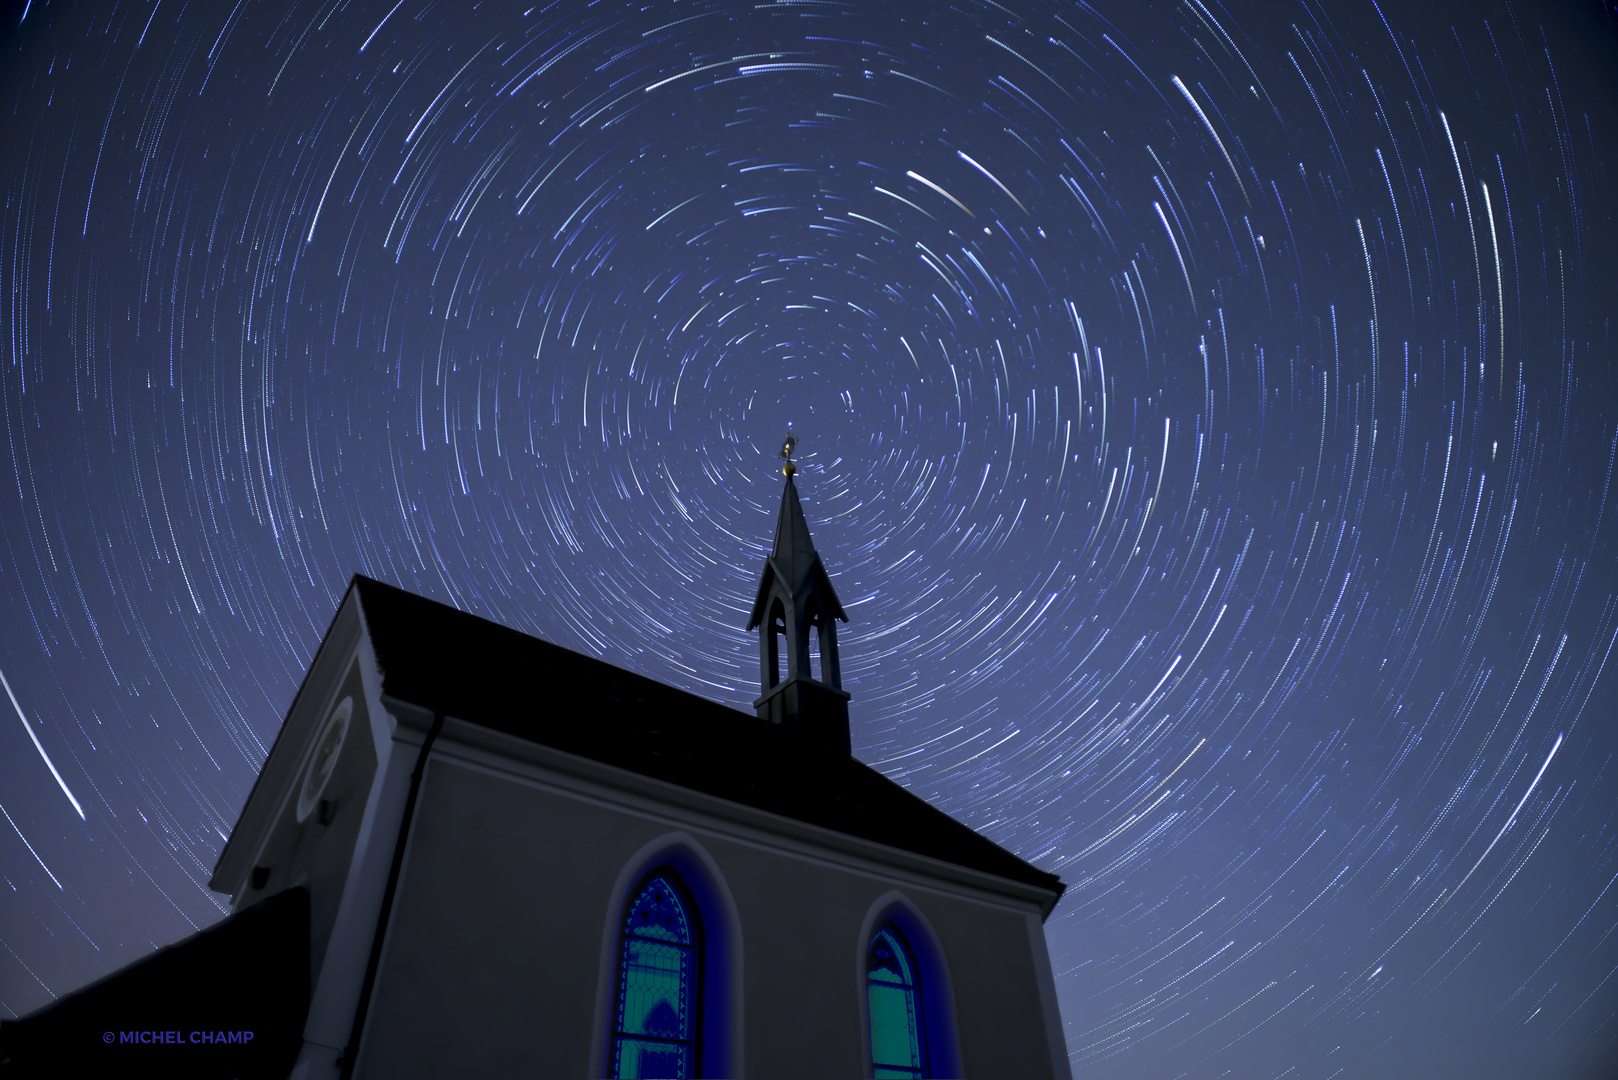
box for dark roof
[0,887,309,1078]
[352,576,1063,902]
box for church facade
[7,473,1069,1079]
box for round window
[297,696,352,823]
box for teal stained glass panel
[611,876,697,1080]
[620,937,693,1040]
[867,926,925,1078]
[868,982,922,1074]
[614,1038,690,1079]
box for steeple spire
[746,443,851,755]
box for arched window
[867,924,927,1079]
[611,873,700,1079]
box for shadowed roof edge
[349,574,1064,904]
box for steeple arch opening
[767,599,787,689]
[803,595,824,683]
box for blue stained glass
[612,875,698,1079]
[867,926,926,1079]
[625,878,693,944]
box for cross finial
[778,429,798,476]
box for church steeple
[746,440,851,755]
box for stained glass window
[867,925,927,1079]
[611,874,699,1079]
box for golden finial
[778,430,798,476]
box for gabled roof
[350,576,1062,904]
[747,475,847,629]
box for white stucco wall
[351,727,1067,1079]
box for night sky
[2,0,1617,1075]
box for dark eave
[351,576,1062,901]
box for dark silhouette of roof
[352,576,1063,904]
[0,887,309,1078]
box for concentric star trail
[1,0,1616,1075]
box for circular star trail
[2,0,1617,1075]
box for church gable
[210,586,390,969]
[236,660,376,976]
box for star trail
[2,0,1617,1075]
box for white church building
[7,472,1070,1079]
